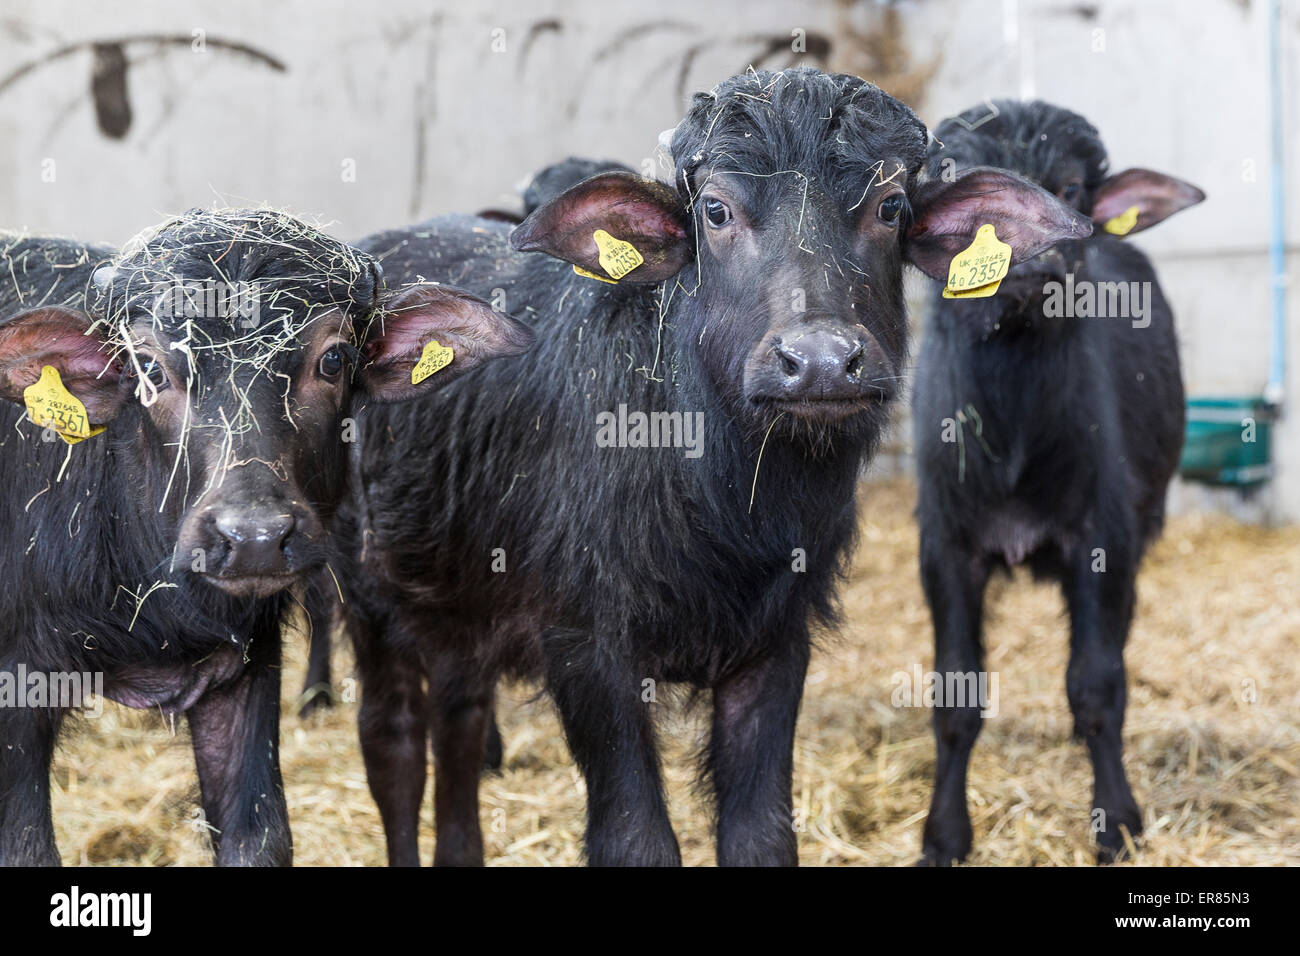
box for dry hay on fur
[50,478,1299,866]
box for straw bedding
[50,478,1299,866]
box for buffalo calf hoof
[297,685,335,719]
[717,834,799,867]
[920,817,972,867]
[433,847,486,867]
[916,849,960,867]
[587,828,682,867]
[1095,815,1143,865]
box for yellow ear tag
[592,229,644,280]
[22,365,105,445]
[572,264,618,284]
[942,223,1012,299]
[1103,205,1140,237]
[411,339,454,385]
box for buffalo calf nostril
[773,345,801,378]
[845,342,865,378]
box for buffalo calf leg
[297,621,334,717]
[187,633,291,866]
[1064,547,1143,863]
[544,629,679,866]
[919,537,990,866]
[356,617,429,867]
[483,704,504,772]
[428,650,494,866]
[0,703,62,865]
[298,573,337,717]
[708,639,810,866]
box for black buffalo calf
[0,211,530,865]
[911,100,1205,864]
[336,68,1091,866]
[298,155,633,728]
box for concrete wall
[0,0,1295,518]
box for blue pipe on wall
[1266,0,1287,406]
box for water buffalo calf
[0,211,531,865]
[911,100,1205,864]
[336,68,1091,866]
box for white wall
[1,0,1295,518]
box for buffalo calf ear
[0,307,124,423]
[1090,168,1205,235]
[905,166,1094,281]
[359,284,535,403]
[510,171,692,283]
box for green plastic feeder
[1179,397,1275,488]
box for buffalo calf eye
[877,194,907,225]
[123,355,169,391]
[319,346,345,379]
[703,198,731,228]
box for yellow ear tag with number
[592,229,644,280]
[411,339,454,385]
[23,365,105,445]
[942,223,1012,299]
[573,264,618,284]
[1103,205,1140,237]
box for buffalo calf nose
[213,509,295,576]
[770,330,889,402]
